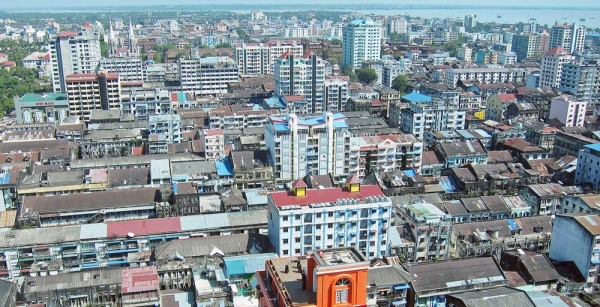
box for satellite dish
[127,232,135,238]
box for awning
[394,284,410,290]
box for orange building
[257,247,369,307]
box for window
[294,248,300,254]
[283,227,289,233]
[295,238,300,243]
[316,235,321,240]
[328,223,333,229]
[327,234,333,239]
[283,250,289,255]
[328,212,334,217]
[295,226,300,231]
[283,239,288,244]
[316,225,321,229]
[335,278,350,303]
[283,216,288,221]
[295,215,301,220]
[316,213,322,218]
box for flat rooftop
[268,257,316,305]
[312,247,367,267]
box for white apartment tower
[267,177,392,259]
[178,56,239,95]
[233,41,304,75]
[549,23,586,54]
[49,26,101,93]
[548,95,587,127]
[98,57,144,84]
[265,113,350,182]
[540,46,574,89]
[274,51,325,112]
[342,19,382,70]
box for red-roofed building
[1,61,16,70]
[107,217,181,237]
[267,182,392,259]
[121,267,160,305]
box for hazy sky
[5,0,600,8]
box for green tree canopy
[341,68,358,82]
[0,66,41,115]
[329,38,342,45]
[356,67,378,84]
[392,74,410,94]
[215,42,232,48]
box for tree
[341,68,358,82]
[356,67,378,84]
[392,75,410,94]
[201,52,215,58]
[99,35,109,57]
[444,39,463,57]
[329,38,342,45]
[215,42,232,48]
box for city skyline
[3,0,600,8]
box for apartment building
[49,27,101,93]
[233,40,304,75]
[266,113,350,182]
[324,76,349,112]
[549,23,586,53]
[274,51,325,113]
[267,178,392,258]
[202,129,224,161]
[349,134,423,179]
[208,105,278,130]
[178,56,239,95]
[395,201,452,262]
[548,95,587,127]
[65,72,121,122]
[148,114,182,154]
[99,57,144,84]
[559,59,600,108]
[399,93,466,140]
[549,214,600,291]
[540,46,574,89]
[342,19,382,70]
[575,143,600,189]
[120,89,172,121]
[486,93,517,122]
[444,68,518,88]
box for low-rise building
[518,183,583,215]
[434,141,488,168]
[575,143,600,189]
[407,257,507,307]
[14,93,70,124]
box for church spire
[128,18,138,56]
[108,19,116,56]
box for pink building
[549,95,587,127]
[202,129,224,160]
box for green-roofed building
[14,93,69,124]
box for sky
[4,0,600,8]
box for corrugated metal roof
[223,253,278,276]
[107,218,181,237]
[180,214,228,231]
[448,286,534,307]
[80,223,108,239]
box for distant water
[360,8,600,29]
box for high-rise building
[274,51,325,113]
[178,56,239,95]
[267,178,392,258]
[560,59,600,108]
[464,14,477,31]
[456,45,473,62]
[398,92,466,140]
[323,76,349,112]
[540,46,574,89]
[98,57,144,84]
[49,26,101,93]
[549,23,586,53]
[388,16,409,35]
[65,72,121,122]
[575,144,600,189]
[232,41,304,75]
[511,34,540,61]
[266,113,350,182]
[342,19,382,70]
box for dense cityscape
[1,3,600,307]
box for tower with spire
[127,19,139,56]
[108,19,117,56]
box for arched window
[335,278,350,303]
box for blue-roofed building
[575,143,600,189]
[401,92,432,104]
[223,253,278,286]
[265,112,351,182]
